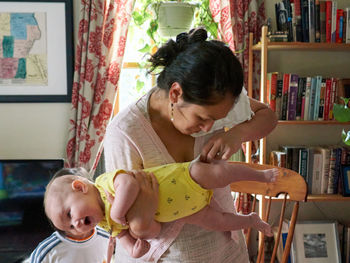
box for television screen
[0,159,64,226]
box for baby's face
[46,177,104,239]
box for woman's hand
[200,130,242,162]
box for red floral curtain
[65,0,135,173]
[210,0,265,99]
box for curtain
[210,0,265,99]
[65,0,135,173]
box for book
[336,78,350,106]
[327,146,341,194]
[287,74,299,120]
[311,148,322,194]
[281,73,290,120]
[276,2,289,34]
[283,0,294,41]
[343,9,348,43]
[296,77,304,120]
[308,0,316,42]
[325,1,332,42]
[270,150,287,167]
[303,76,312,120]
[319,0,327,42]
[301,0,310,42]
[323,77,332,120]
[276,72,284,119]
[331,1,337,42]
[319,146,331,194]
[315,0,321,42]
[299,148,309,181]
[335,9,344,43]
[308,77,317,120]
[267,72,278,112]
[329,77,337,120]
[294,0,303,42]
[346,8,350,43]
[318,78,326,120]
[281,145,305,172]
[313,75,322,120]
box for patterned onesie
[95,162,213,237]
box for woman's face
[173,94,235,135]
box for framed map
[0,0,73,102]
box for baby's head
[44,168,105,239]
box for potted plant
[333,97,350,146]
[132,0,218,54]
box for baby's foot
[261,168,279,183]
[249,212,273,237]
[131,239,150,258]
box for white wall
[0,0,82,160]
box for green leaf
[135,79,145,93]
[342,129,350,146]
[138,44,151,53]
[333,103,350,122]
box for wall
[0,0,81,159]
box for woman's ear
[169,82,183,103]
[71,179,88,194]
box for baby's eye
[67,211,71,218]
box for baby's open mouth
[84,216,91,225]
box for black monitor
[0,159,64,226]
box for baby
[44,160,276,259]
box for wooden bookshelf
[278,120,350,125]
[252,42,350,51]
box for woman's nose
[200,120,214,132]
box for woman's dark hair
[148,27,243,105]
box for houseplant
[333,97,350,146]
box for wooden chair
[230,162,308,263]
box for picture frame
[291,221,341,263]
[341,165,350,197]
[0,0,73,102]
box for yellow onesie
[95,162,213,237]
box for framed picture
[341,165,350,197]
[0,0,73,102]
[291,221,341,263]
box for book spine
[276,73,284,120]
[287,74,299,120]
[346,8,350,43]
[299,148,309,180]
[303,77,312,120]
[343,9,347,43]
[270,73,278,112]
[329,77,337,120]
[294,0,303,41]
[320,147,331,194]
[325,1,332,42]
[315,0,321,42]
[313,75,322,120]
[319,0,326,42]
[296,77,304,120]
[336,9,344,43]
[318,78,326,120]
[327,147,338,194]
[282,73,290,120]
[301,0,310,42]
[308,77,316,120]
[311,152,322,194]
[331,1,337,42]
[323,78,332,120]
[309,0,316,42]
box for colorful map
[0,12,47,85]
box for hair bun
[188,27,208,43]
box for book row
[274,0,350,43]
[270,145,350,195]
[266,73,350,121]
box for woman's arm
[201,98,277,162]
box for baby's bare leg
[118,230,150,258]
[190,160,278,189]
[181,206,273,237]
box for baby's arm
[110,172,140,226]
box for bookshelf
[248,24,350,261]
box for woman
[104,27,277,262]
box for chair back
[230,162,308,263]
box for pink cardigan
[104,90,251,262]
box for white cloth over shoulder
[191,88,253,137]
[25,227,109,263]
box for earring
[170,103,174,122]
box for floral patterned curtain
[65,0,135,173]
[210,0,265,99]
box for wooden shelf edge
[307,194,350,201]
[277,120,350,125]
[252,42,350,51]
